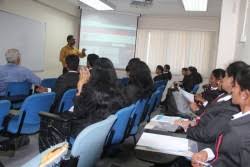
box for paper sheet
[179,87,195,103]
[68,106,74,112]
[151,115,184,124]
[136,133,195,157]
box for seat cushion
[7,116,39,134]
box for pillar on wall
[216,0,241,68]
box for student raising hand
[76,67,90,96]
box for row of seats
[0,87,78,135]
[2,78,57,109]
[21,81,167,167]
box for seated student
[71,58,127,138]
[36,55,80,112]
[192,66,250,167]
[125,58,141,75]
[86,53,99,70]
[0,48,41,96]
[0,71,6,99]
[163,64,172,80]
[153,65,166,82]
[182,66,202,92]
[123,60,153,105]
[175,61,247,145]
[166,69,226,118]
[190,68,226,115]
[181,67,188,80]
[198,69,225,103]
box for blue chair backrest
[118,77,129,86]
[58,89,77,112]
[155,85,165,106]
[17,93,55,126]
[0,100,11,130]
[129,99,147,135]
[71,115,117,167]
[6,81,32,96]
[41,78,57,90]
[107,104,136,145]
[191,84,200,94]
[146,90,161,118]
[153,80,167,90]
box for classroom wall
[216,0,241,69]
[0,0,81,78]
[0,0,220,80]
[235,0,250,64]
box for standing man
[60,35,86,74]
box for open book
[145,115,187,132]
[136,132,198,158]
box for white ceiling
[66,0,222,17]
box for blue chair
[41,78,57,90]
[143,90,161,122]
[58,89,77,112]
[22,115,117,167]
[0,100,11,131]
[106,104,136,146]
[155,85,166,107]
[6,81,32,109]
[153,80,167,90]
[117,77,129,86]
[71,115,117,167]
[128,99,147,143]
[191,84,200,94]
[7,92,55,134]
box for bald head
[5,49,21,65]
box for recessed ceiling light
[79,0,115,10]
[182,0,208,12]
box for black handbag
[39,112,76,152]
[59,156,79,167]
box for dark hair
[87,54,99,67]
[65,55,79,71]
[212,68,225,80]
[88,57,118,91]
[226,61,248,81]
[188,66,198,74]
[236,66,250,91]
[125,58,140,72]
[129,61,153,99]
[156,65,164,73]
[182,68,188,71]
[164,64,170,70]
[67,35,74,42]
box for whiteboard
[0,10,45,71]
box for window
[135,29,217,76]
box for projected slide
[79,11,138,69]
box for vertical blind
[135,29,217,76]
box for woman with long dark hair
[71,57,126,137]
[123,60,153,104]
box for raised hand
[76,67,90,96]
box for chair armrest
[39,112,77,122]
